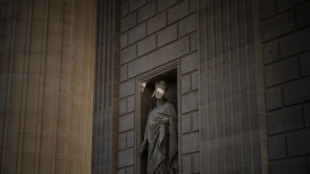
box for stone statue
[140,80,178,174]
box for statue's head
[151,80,168,100]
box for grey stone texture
[157,24,177,46]
[168,0,189,24]
[296,2,310,28]
[118,148,134,167]
[182,132,199,154]
[267,106,303,134]
[182,91,198,113]
[121,12,137,32]
[116,0,200,173]
[147,12,166,34]
[263,40,279,64]
[262,10,295,41]
[179,14,197,36]
[268,134,286,159]
[157,0,177,11]
[129,0,146,12]
[305,102,310,127]
[277,0,307,12]
[269,157,307,174]
[261,0,276,19]
[287,129,310,156]
[138,1,156,22]
[137,34,156,56]
[119,79,135,98]
[300,51,310,76]
[280,27,310,58]
[120,44,136,65]
[262,1,310,173]
[264,57,299,87]
[119,113,135,132]
[265,86,282,110]
[181,74,191,94]
[283,77,310,106]
[128,23,146,44]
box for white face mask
[155,88,165,100]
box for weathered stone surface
[191,72,198,90]
[119,79,135,98]
[138,1,156,22]
[118,148,134,167]
[127,95,135,112]
[305,102,310,127]
[121,1,128,17]
[181,74,191,94]
[300,51,310,76]
[181,53,197,74]
[137,34,156,56]
[268,135,286,159]
[269,157,307,174]
[129,0,146,12]
[127,130,134,147]
[182,155,192,174]
[277,0,307,12]
[182,91,198,113]
[121,12,137,32]
[147,12,166,34]
[128,37,189,78]
[120,65,127,82]
[128,23,146,44]
[190,0,197,13]
[157,24,177,46]
[267,106,303,134]
[296,2,310,28]
[283,77,310,105]
[119,113,134,132]
[264,57,298,87]
[263,40,279,64]
[261,0,276,19]
[191,32,197,51]
[119,98,127,115]
[280,28,310,58]
[192,111,198,131]
[179,13,197,36]
[192,153,200,173]
[287,129,310,156]
[168,0,189,24]
[120,44,136,65]
[118,133,126,150]
[182,113,191,133]
[262,10,294,41]
[265,86,282,110]
[120,32,128,48]
[182,132,199,154]
[157,0,177,11]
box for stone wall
[261,0,310,173]
[0,0,96,173]
[118,0,200,173]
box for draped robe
[143,102,178,174]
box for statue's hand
[158,117,170,124]
[140,140,147,154]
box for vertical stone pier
[0,0,96,173]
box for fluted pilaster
[0,0,96,173]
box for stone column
[0,0,96,173]
[198,0,268,173]
[91,0,120,173]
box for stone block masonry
[262,0,310,173]
[118,0,199,173]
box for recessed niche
[139,68,178,174]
